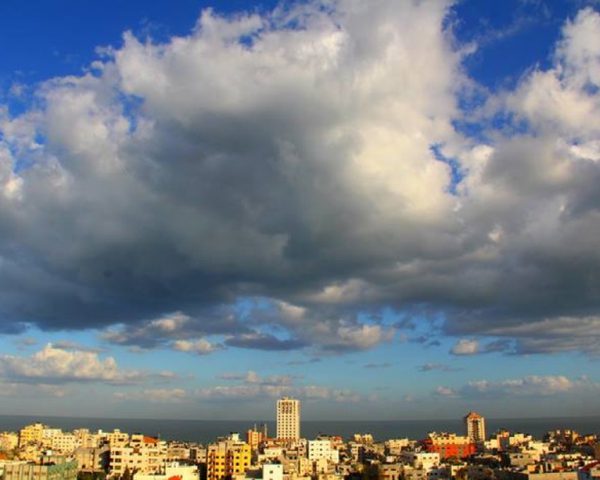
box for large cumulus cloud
[0,1,599,355]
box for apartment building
[206,433,251,480]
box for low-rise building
[400,452,440,471]
[74,446,109,473]
[133,463,199,480]
[423,433,476,460]
[3,456,77,480]
[308,440,339,464]
[0,432,19,452]
[262,463,283,480]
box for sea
[2,415,600,445]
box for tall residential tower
[276,397,300,440]
[464,411,486,447]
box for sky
[1,0,600,422]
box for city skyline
[1,0,600,420]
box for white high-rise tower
[276,397,300,440]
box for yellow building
[19,423,46,447]
[0,431,19,451]
[206,434,251,480]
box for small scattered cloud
[196,369,360,403]
[417,362,461,372]
[0,381,67,398]
[194,384,360,403]
[450,339,480,355]
[363,362,392,369]
[286,358,321,366]
[434,386,458,397]
[172,339,222,355]
[52,340,105,353]
[217,370,296,386]
[434,375,600,400]
[224,332,307,351]
[450,338,512,356]
[461,375,596,397]
[15,337,38,349]
[320,324,396,353]
[113,388,187,403]
[8,83,26,98]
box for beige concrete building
[18,424,46,447]
[109,436,167,477]
[0,432,19,451]
[74,446,109,473]
[106,430,130,448]
[276,397,300,440]
[74,429,100,449]
[50,433,79,454]
[133,463,199,480]
[3,457,77,480]
[308,440,339,464]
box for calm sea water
[2,415,600,444]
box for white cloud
[434,386,457,397]
[435,375,599,400]
[504,8,600,139]
[172,339,222,355]
[193,383,359,403]
[0,344,161,385]
[450,339,480,355]
[196,369,359,402]
[462,375,596,397]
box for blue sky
[1,0,600,421]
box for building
[3,456,77,480]
[73,429,100,449]
[378,463,403,480]
[422,433,476,459]
[262,464,283,480]
[308,440,339,464]
[206,433,251,480]
[276,397,300,440]
[74,446,109,473]
[133,463,199,480]
[106,430,129,448]
[18,424,46,447]
[385,439,410,456]
[109,435,167,477]
[399,452,440,471]
[0,432,19,451]
[50,433,79,454]
[465,412,486,446]
[247,425,268,451]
